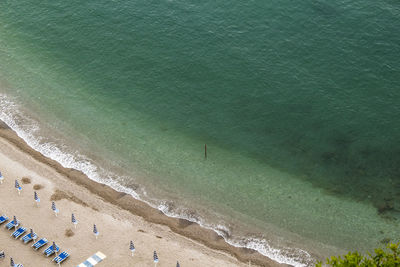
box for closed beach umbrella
[0,171,4,184]
[15,180,21,194]
[30,228,36,240]
[129,241,135,256]
[34,191,40,206]
[51,202,59,216]
[153,250,158,265]
[12,216,17,229]
[93,224,99,239]
[53,241,57,256]
[71,213,78,228]
[10,257,14,267]
[176,261,180,267]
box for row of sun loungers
[1,214,70,265]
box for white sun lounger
[77,251,106,267]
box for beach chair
[0,215,8,225]
[44,244,60,257]
[53,251,69,264]
[5,219,19,230]
[11,227,26,239]
[21,232,38,243]
[32,238,48,250]
[77,251,106,267]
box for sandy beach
[0,120,282,267]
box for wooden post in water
[204,144,207,159]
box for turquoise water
[1,0,400,265]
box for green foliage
[316,243,400,267]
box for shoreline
[0,119,284,266]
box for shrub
[316,243,400,267]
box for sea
[0,0,399,266]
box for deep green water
[1,0,400,265]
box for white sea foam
[158,202,313,266]
[0,93,313,267]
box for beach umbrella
[10,257,14,267]
[51,202,59,217]
[71,213,78,229]
[53,241,57,256]
[12,216,18,229]
[93,224,99,239]
[0,250,5,258]
[15,180,21,195]
[129,241,135,256]
[153,251,158,266]
[0,171,4,184]
[176,261,180,267]
[29,228,35,240]
[34,191,40,206]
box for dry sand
[0,121,283,267]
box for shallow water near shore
[1,0,400,265]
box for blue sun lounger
[21,232,37,243]
[32,238,48,250]
[5,219,19,230]
[11,227,26,239]
[53,251,69,264]
[44,244,60,257]
[0,215,8,225]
